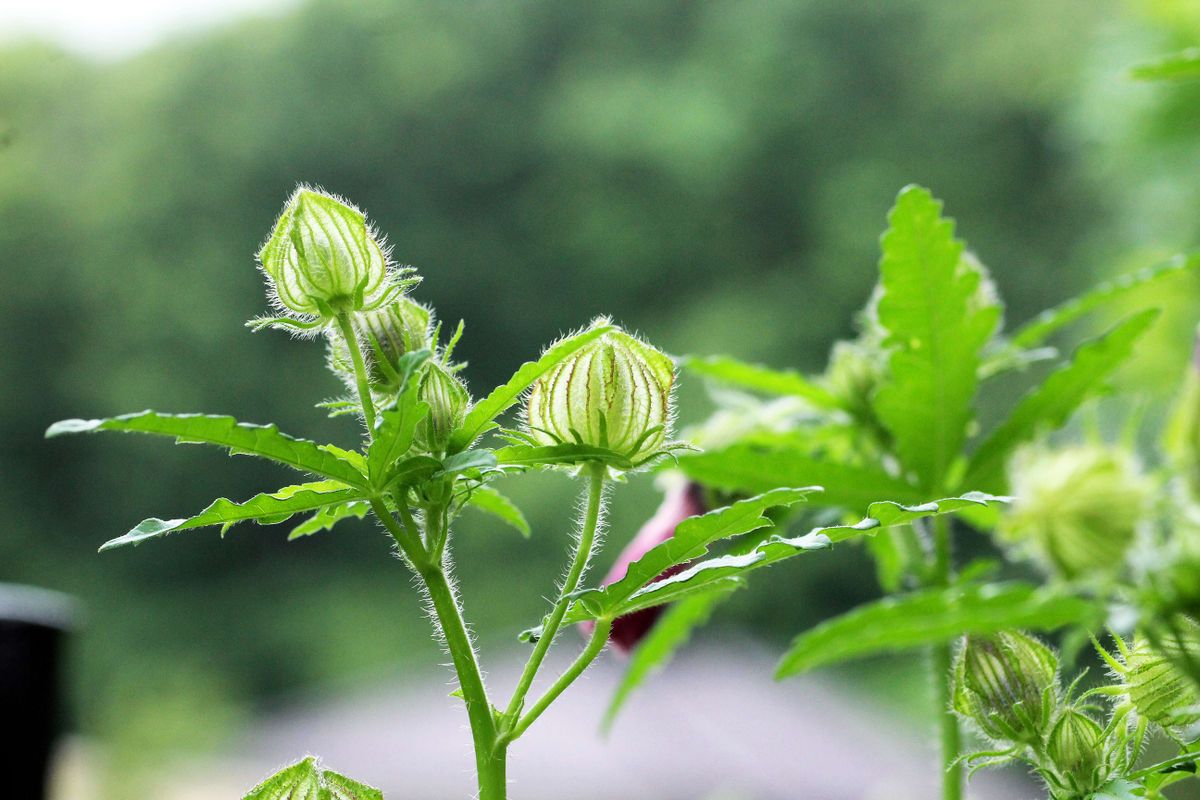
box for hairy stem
[509,618,612,740]
[336,311,377,433]
[501,461,607,738]
[932,513,962,800]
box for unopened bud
[416,363,470,452]
[1116,624,1200,735]
[580,480,707,652]
[1001,444,1149,580]
[1046,708,1107,792]
[525,320,675,462]
[258,187,401,319]
[823,340,883,420]
[330,298,433,392]
[953,631,1058,744]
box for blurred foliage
[1,0,1198,788]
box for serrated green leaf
[569,488,817,620]
[872,186,1002,492]
[1009,253,1197,349]
[603,583,738,731]
[494,443,635,471]
[102,481,363,551]
[682,355,838,407]
[448,323,613,452]
[435,449,497,478]
[961,309,1160,493]
[367,387,430,483]
[775,581,1098,679]
[677,444,924,510]
[570,493,1009,622]
[243,757,383,800]
[465,486,530,537]
[1131,48,1200,81]
[47,411,368,488]
[288,500,370,540]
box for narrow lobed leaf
[101,481,364,551]
[447,323,613,452]
[47,411,368,488]
[288,501,370,540]
[682,355,838,407]
[464,486,531,538]
[775,581,1098,679]
[1131,48,1200,82]
[961,309,1160,493]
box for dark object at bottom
[0,585,74,800]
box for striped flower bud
[953,631,1058,745]
[580,480,707,652]
[416,362,470,453]
[258,187,401,320]
[1114,625,1200,735]
[330,298,433,393]
[525,321,675,462]
[1001,444,1149,581]
[1046,708,1109,793]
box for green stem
[932,513,962,800]
[509,618,612,740]
[501,461,607,737]
[336,311,377,433]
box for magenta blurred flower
[584,480,707,652]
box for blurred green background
[3,0,1199,793]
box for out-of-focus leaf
[448,323,613,451]
[1009,253,1197,349]
[677,444,923,509]
[465,486,530,538]
[872,185,1002,492]
[288,500,370,540]
[571,488,816,619]
[47,411,368,488]
[682,355,838,407]
[603,583,738,731]
[101,481,363,551]
[961,309,1159,493]
[570,493,1009,622]
[1131,48,1200,81]
[775,581,1098,678]
[242,756,384,800]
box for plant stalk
[501,461,607,738]
[932,513,962,800]
[336,311,378,433]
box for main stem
[932,513,961,800]
[502,461,606,732]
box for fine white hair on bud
[524,319,676,461]
[416,362,471,453]
[953,630,1059,745]
[257,186,412,326]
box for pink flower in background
[584,481,707,652]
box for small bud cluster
[952,631,1132,799]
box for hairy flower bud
[416,362,470,452]
[330,298,433,393]
[1116,624,1200,735]
[1001,444,1150,580]
[953,631,1058,744]
[258,187,401,319]
[525,321,675,462]
[1047,708,1108,792]
[580,480,707,652]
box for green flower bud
[1047,708,1108,793]
[1118,625,1200,735]
[330,298,433,393]
[823,340,883,420]
[524,321,675,462]
[1001,444,1150,580]
[416,363,470,452]
[258,187,402,319]
[953,631,1058,745]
